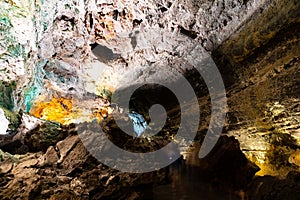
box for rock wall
[0,0,299,199]
[214,0,300,177]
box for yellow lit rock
[289,150,300,168]
[30,97,74,125]
[29,96,112,125]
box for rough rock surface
[0,0,299,199]
[246,172,300,200]
[0,132,168,200]
[0,114,67,154]
[218,8,300,177]
[0,127,259,199]
[0,0,290,112]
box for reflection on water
[136,140,251,200]
[138,142,245,200]
[151,159,240,200]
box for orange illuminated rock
[29,96,111,125]
[30,97,74,125]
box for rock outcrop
[0,132,168,200]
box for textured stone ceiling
[1,0,276,112]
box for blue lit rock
[128,111,147,137]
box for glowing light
[29,96,112,125]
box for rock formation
[0,0,299,199]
